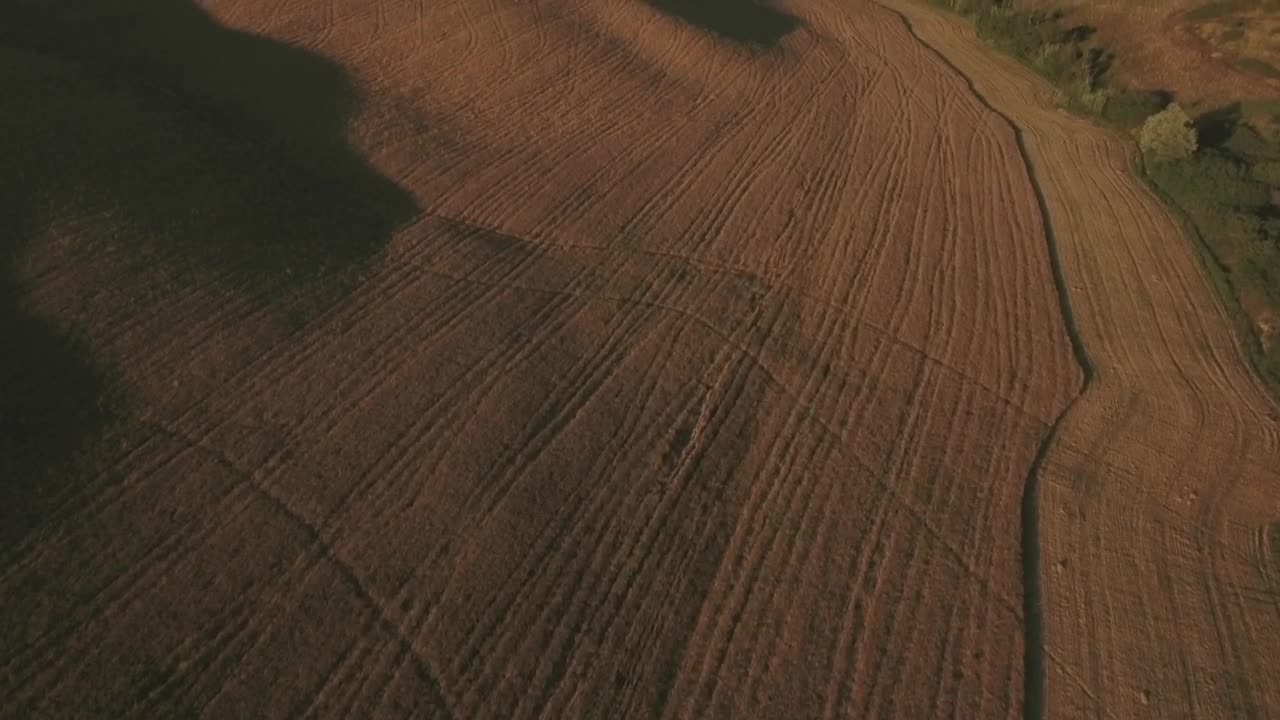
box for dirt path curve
[881,2,1280,718]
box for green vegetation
[927,0,1111,111]
[1146,140,1280,378]
[1140,104,1198,161]
[1242,97,1280,117]
[925,0,1280,391]
[1185,0,1251,22]
[1102,88,1171,130]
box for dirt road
[1,0,1273,717]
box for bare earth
[0,1,1275,719]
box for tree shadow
[645,0,801,47]
[3,0,419,277]
[1064,24,1096,44]
[0,1,418,546]
[1086,46,1113,84]
[0,296,104,547]
[1196,102,1245,149]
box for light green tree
[1140,103,1198,162]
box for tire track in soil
[867,7,1095,718]
[4,0,1091,716]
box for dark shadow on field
[1,0,418,276]
[1196,102,1244,148]
[0,0,418,546]
[645,0,801,47]
[0,292,104,547]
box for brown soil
[0,0,1270,717]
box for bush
[1252,161,1280,186]
[1225,123,1280,161]
[926,0,1001,13]
[1240,250,1280,306]
[1032,41,1077,82]
[937,0,1004,15]
[1066,77,1109,115]
[1140,103,1199,161]
[1261,346,1280,387]
[1102,89,1169,129]
[1241,98,1280,118]
[1148,149,1269,209]
[977,9,1067,61]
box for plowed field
[1,0,1275,717]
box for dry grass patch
[1185,1,1280,80]
[1014,0,1276,110]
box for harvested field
[0,0,1274,719]
[885,1,1280,717]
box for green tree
[1140,103,1198,162]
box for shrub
[1148,149,1269,209]
[1140,103,1199,161]
[1252,161,1280,186]
[927,0,1002,13]
[1066,78,1109,115]
[977,10,1066,61]
[1225,123,1280,161]
[1240,250,1280,306]
[1261,346,1280,387]
[1241,98,1280,118]
[1033,42,1076,81]
[1102,89,1169,129]
[1223,210,1266,249]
